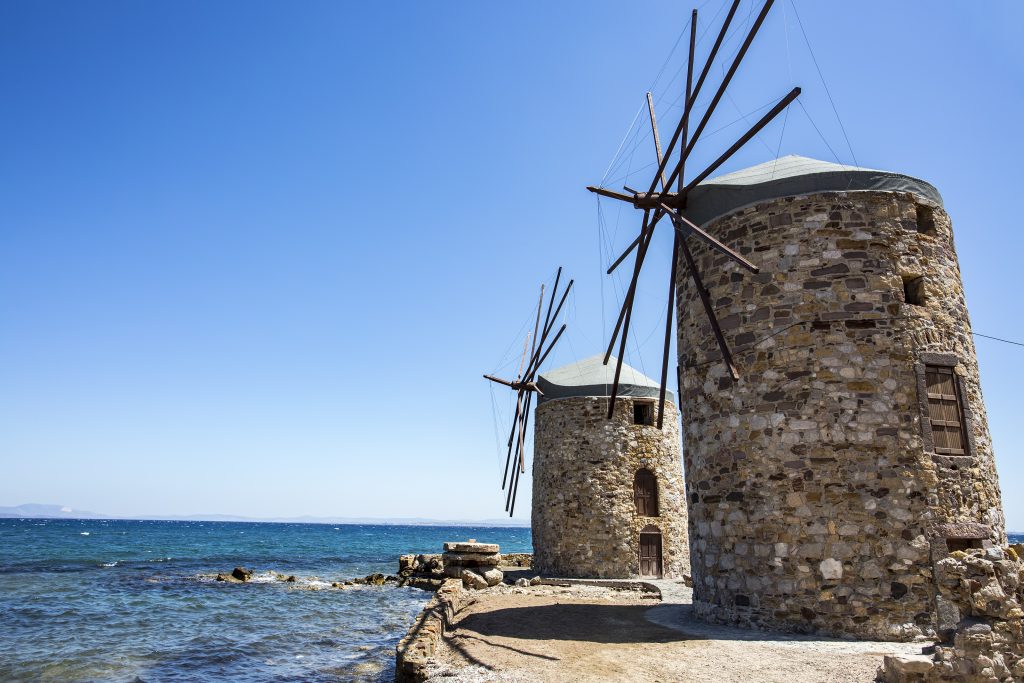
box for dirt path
[425,581,927,683]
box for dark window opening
[925,364,968,455]
[916,204,936,235]
[903,276,926,306]
[946,538,983,553]
[633,402,654,426]
[634,469,659,517]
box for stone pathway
[644,579,929,656]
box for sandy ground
[424,580,928,683]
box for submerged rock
[231,567,252,582]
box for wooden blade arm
[660,204,758,273]
[679,238,740,381]
[587,186,635,203]
[678,0,777,167]
[644,0,743,197]
[657,231,681,430]
[681,87,801,196]
[604,210,655,363]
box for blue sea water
[0,519,532,682]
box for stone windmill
[483,267,573,516]
[587,0,800,428]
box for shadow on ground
[452,603,698,644]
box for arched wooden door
[639,525,663,577]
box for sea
[0,518,532,682]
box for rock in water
[231,567,252,582]
[461,569,487,590]
[482,568,503,587]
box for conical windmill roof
[537,354,673,404]
[684,154,942,226]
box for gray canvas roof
[684,155,943,226]
[537,354,673,404]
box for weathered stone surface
[443,542,499,554]
[481,568,503,587]
[440,552,501,566]
[677,191,1005,640]
[460,569,487,590]
[532,396,689,579]
[878,547,1024,682]
[395,579,466,682]
[515,578,531,587]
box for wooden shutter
[634,469,659,516]
[925,365,967,455]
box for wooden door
[639,528,662,577]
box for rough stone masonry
[532,387,689,580]
[675,158,1005,641]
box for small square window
[633,402,654,426]
[903,276,926,306]
[946,538,983,553]
[916,205,936,235]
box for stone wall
[879,546,1024,682]
[394,579,467,682]
[676,190,1004,640]
[532,395,689,579]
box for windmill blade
[605,78,677,418]
[525,324,567,384]
[679,230,740,381]
[509,391,534,516]
[526,283,546,378]
[681,87,801,198]
[679,8,698,194]
[647,92,669,191]
[669,0,777,192]
[523,280,573,381]
[483,374,518,389]
[506,395,527,509]
[643,0,743,198]
[606,231,644,275]
[603,209,654,364]
[660,203,759,273]
[535,267,563,364]
[501,388,525,490]
[658,231,682,429]
[586,186,635,203]
[656,8,696,431]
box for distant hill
[0,504,530,527]
[0,503,106,519]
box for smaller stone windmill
[483,267,573,516]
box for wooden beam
[660,203,759,273]
[587,186,634,203]
[681,87,801,196]
[679,235,740,381]
[680,0,776,165]
[643,0,743,198]
[604,210,653,364]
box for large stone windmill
[588,0,1006,642]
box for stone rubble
[878,546,1024,682]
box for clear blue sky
[2,1,1022,527]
